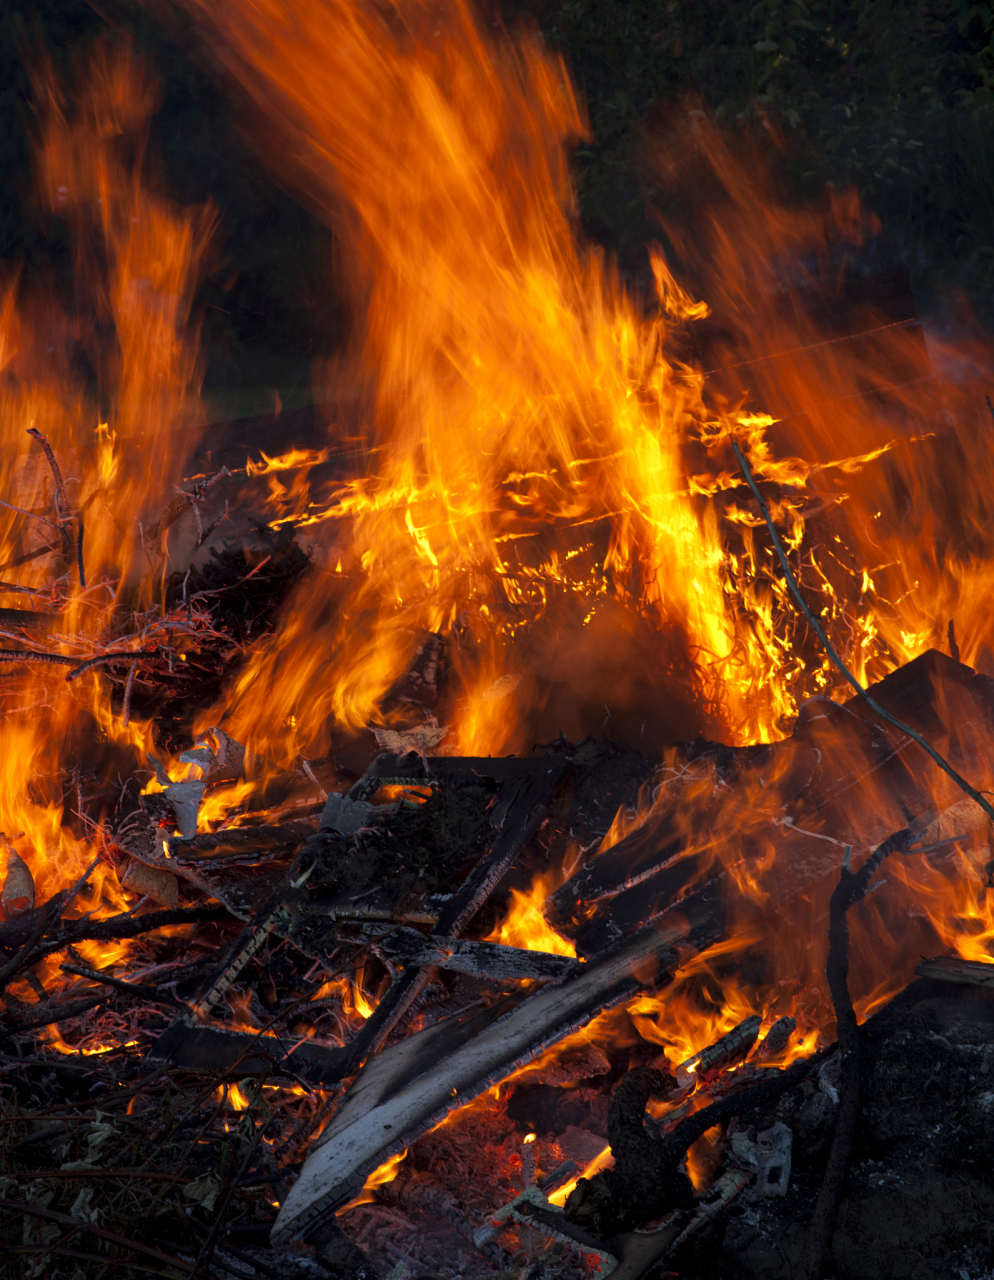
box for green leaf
[753,40,780,53]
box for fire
[311,974,377,1026]
[0,41,215,942]
[4,0,994,1195]
[179,0,899,766]
[488,874,576,958]
[216,1082,252,1112]
[337,1148,408,1214]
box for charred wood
[914,954,994,989]
[271,887,723,1243]
[797,827,914,1280]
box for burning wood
[3,2,994,1278]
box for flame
[245,447,331,476]
[216,1082,252,1112]
[488,874,576,957]
[336,1148,408,1214]
[0,39,216,953]
[177,0,887,766]
[5,0,994,1163]
[311,973,376,1026]
[548,1141,614,1208]
[150,0,994,1138]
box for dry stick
[26,426,76,567]
[60,961,188,1010]
[0,1195,195,1277]
[0,580,50,596]
[26,429,71,522]
[9,904,233,976]
[798,828,913,1279]
[189,555,272,602]
[65,646,171,683]
[2,995,109,1033]
[731,439,994,827]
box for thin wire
[699,318,922,376]
[731,437,994,827]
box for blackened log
[914,955,994,989]
[363,925,580,981]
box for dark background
[3,0,994,422]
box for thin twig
[7,904,233,975]
[0,649,75,666]
[189,556,272,601]
[65,647,171,683]
[731,437,994,827]
[26,428,71,521]
[60,961,188,1009]
[0,580,51,596]
[2,994,108,1031]
[0,497,63,531]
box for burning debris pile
[4,1,994,1278]
[4,633,994,1280]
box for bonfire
[2,3,994,1280]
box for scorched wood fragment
[150,752,574,1079]
[914,955,994,989]
[298,752,574,1071]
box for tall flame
[177,0,851,762]
[0,42,214,934]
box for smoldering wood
[300,753,573,1074]
[754,1014,797,1059]
[342,923,580,980]
[547,650,994,956]
[58,962,187,1010]
[386,631,445,707]
[150,1018,350,1082]
[0,608,57,628]
[686,1014,761,1080]
[270,654,990,1243]
[270,889,723,1244]
[151,752,575,1083]
[485,1186,617,1260]
[914,955,994,989]
[0,904,232,976]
